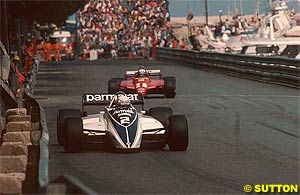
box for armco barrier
[0,57,49,193]
[2,56,95,194]
[23,57,49,189]
[0,93,49,194]
[21,57,49,192]
[22,91,49,192]
[156,47,300,88]
[24,56,39,96]
[38,106,49,188]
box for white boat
[241,37,300,59]
[238,1,300,58]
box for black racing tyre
[168,115,188,151]
[64,117,83,153]
[163,77,176,98]
[57,109,81,145]
[108,78,123,94]
[149,107,173,128]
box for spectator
[36,39,44,61]
[146,35,152,58]
[23,40,34,76]
[8,56,21,94]
[44,41,52,61]
[251,17,256,24]
[111,45,118,59]
[82,47,88,60]
[30,36,37,56]
[180,38,187,49]
[77,0,173,59]
[65,45,73,60]
[159,38,165,47]
[172,38,178,48]
[54,42,62,61]
[152,35,159,57]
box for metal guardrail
[25,57,39,96]
[19,56,95,193]
[18,58,49,191]
[23,58,97,194]
[156,47,300,88]
[38,105,49,188]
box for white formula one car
[57,92,188,153]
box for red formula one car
[108,66,176,98]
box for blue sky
[168,0,300,17]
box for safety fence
[18,58,49,192]
[1,55,97,193]
[25,57,39,96]
[23,59,95,194]
[0,57,49,193]
[156,47,300,88]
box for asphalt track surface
[35,59,299,194]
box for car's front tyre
[57,109,81,145]
[108,78,123,94]
[64,117,83,153]
[163,77,176,98]
[168,115,188,151]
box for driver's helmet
[115,94,131,109]
[136,66,147,77]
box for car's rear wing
[82,93,144,106]
[125,69,161,77]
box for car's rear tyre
[57,109,81,145]
[64,117,83,153]
[168,115,188,151]
[163,77,176,98]
[149,107,173,128]
[108,78,123,94]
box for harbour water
[169,0,300,17]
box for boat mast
[205,0,208,25]
[240,0,243,16]
[234,0,238,17]
[186,2,190,36]
[254,0,260,17]
[227,4,230,20]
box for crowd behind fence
[77,0,176,60]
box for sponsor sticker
[85,94,140,103]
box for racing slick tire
[64,117,83,153]
[57,109,81,145]
[168,115,188,151]
[163,77,176,98]
[108,78,123,94]
[149,107,173,128]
